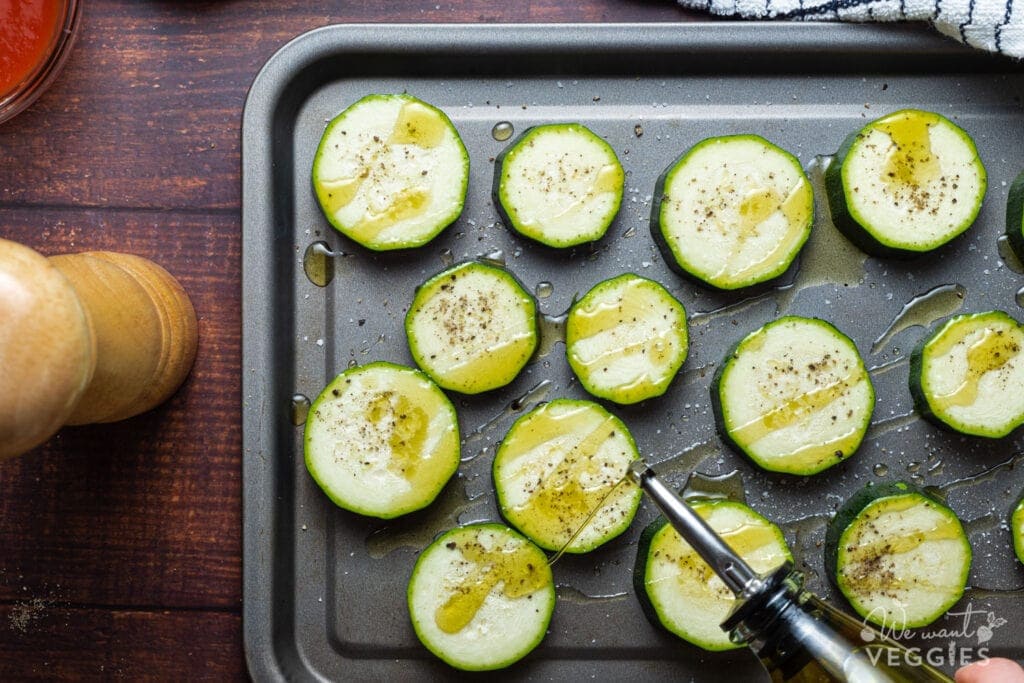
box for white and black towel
[677,0,1023,57]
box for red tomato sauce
[0,0,61,96]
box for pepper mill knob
[0,238,198,460]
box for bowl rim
[0,0,82,126]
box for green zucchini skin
[1013,496,1024,565]
[633,516,672,634]
[825,109,987,259]
[650,134,813,291]
[1007,170,1024,262]
[492,123,624,249]
[825,481,971,629]
[909,310,1024,438]
[824,130,896,257]
[710,316,875,476]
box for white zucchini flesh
[714,317,874,475]
[839,109,985,252]
[836,493,970,629]
[304,362,460,519]
[493,399,641,553]
[406,261,538,394]
[495,123,624,248]
[912,311,1024,438]
[566,273,688,405]
[637,501,791,651]
[407,524,555,671]
[654,135,813,290]
[312,94,468,250]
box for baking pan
[243,23,1024,681]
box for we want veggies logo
[860,604,1007,668]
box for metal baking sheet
[242,23,1024,680]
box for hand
[956,658,1024,683]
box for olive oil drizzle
[512,415,627,549]
[731,372,864,443]
[364,391,429,481]
[870,284,966,356]
[931,326,1021,410]
[388,101,446,148]
[519,163,623,229]
[436,536,548,633]
[350,187,431,242]
[546,475,633,567]
[302,241,345,287]
[842,496,965,591]
[316,100,443,226]
[648,517,782,596]
[719,177,812,285]
[997,235,1024,275]
[877,111,941,188]
[289,393,311,426]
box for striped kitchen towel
[678,0,1023,57]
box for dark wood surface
[0,2,701,679]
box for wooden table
[0,2,701,678]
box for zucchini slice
[1012,496,1024,565]
[650,134,813,290]
[493,123,624,248]
[493,399,642,553]
[1007,170,1024,262]
[406,261,538,394]
[634,500,791,651]
[910,310,1024,438]
[408,523,555,671]
[711,316,875,475]
[304,361,460,519]
[312,94,469,251]
[566,273,688,405]
[825,109,986,258]
[825,482,971,630]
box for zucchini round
[312,94,469,251]
[1012,496,1024,565]
[633,500,791,651]
[825,482,971,629]
[406,261,538,394]
[1007,170,1024,262]
[407,523,554,671]
[493,123,624,248]
[304,361,460,519]
[825,109,986,258]
[909,310,1024,438]
[711,316,875,475]
[650,134,813,290]
[566,273,688,405]
[493,399,642,553]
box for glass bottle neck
[724,564,953,683]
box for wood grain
[0,605,243,681]
[0,208,240,610]
[0,1,702,678]
[0,0,696,212]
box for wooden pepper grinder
[0,237,198,459]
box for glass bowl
[0,0,82,126]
